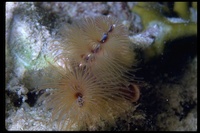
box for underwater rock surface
[5,2,197,131]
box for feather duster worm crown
[54,16,136,79]
[39,59,139,130]
[38,16,140,130]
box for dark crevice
[25,91,40,107]
[6,90,23,107]
[174,100,196,121]
[134,35,197,85]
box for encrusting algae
[131,2,197,61]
